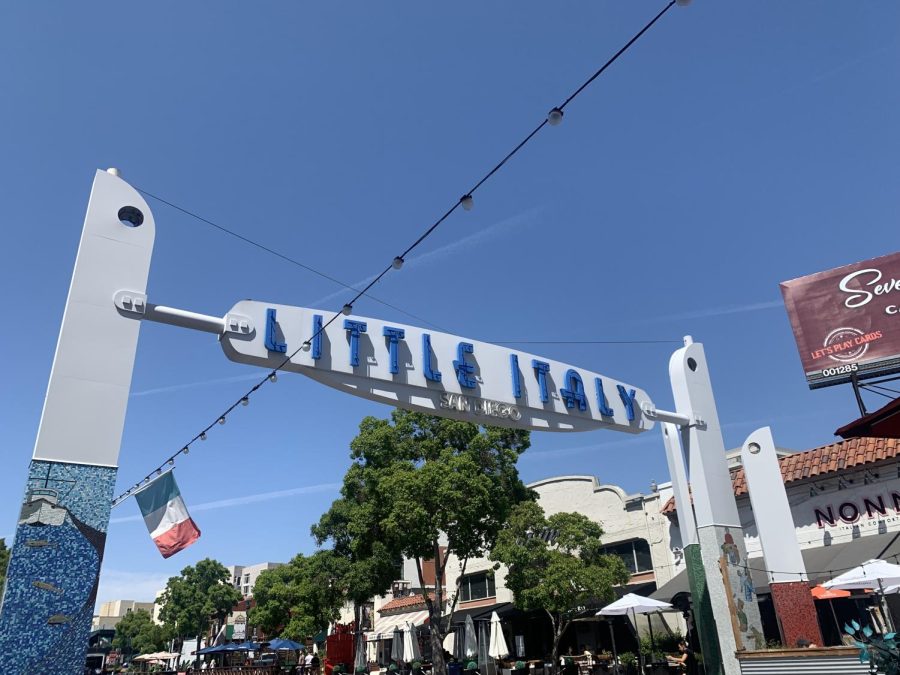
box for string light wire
[111,1,681,507]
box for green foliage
[618,652,637,667]
[313,409,532,675]
[157,558,242,642]
[845,621,900,675]
[490,501,629,667]
[112,609,171,655]
[0,539,9,589]
[250,550,348,641]
[639,631,682,660]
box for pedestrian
[666,640,696,675]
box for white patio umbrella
[464,614,478,660]
[442,631,455,654]
[404,622,422,663]
[824,559,900,591]
[355,635,367,673]
[488,611,509,661]
[598,594,673,672]
[824,559,900,631]
[391,627,405,662]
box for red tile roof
[379,593,434,614]
[661,437,900,515]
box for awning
[836,398,900,439]
[652,530,900,602]
[368,610,430,641]
[443,602,514,627]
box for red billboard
[781,252,900,389]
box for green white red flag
[133,470,201,558]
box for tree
[490,501,630,674]
[314,409,532,675]
[158,558,242,653]
[113,608,171,656]
[0,539,9,590]
[250,550,348,640]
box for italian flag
[134,471,201,558]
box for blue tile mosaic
[0,460,117,674]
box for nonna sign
[815,491,900,528]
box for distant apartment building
[227,562,284,598]
[91,600,155,631]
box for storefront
[655,436,900,646]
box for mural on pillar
[718,527,766,651]
[0,460,116,674]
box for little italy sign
[220,301,655,434]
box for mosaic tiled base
[0,460,117,675]
[684,543,722,675]
[698,525,764,675]
[769,581,822,648]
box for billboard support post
[850,372,867,416]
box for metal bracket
[224,314,253,336]
[113,290,147,315]
[641,402,705,429]
[114,291,254,336]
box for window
[600,539,652,574]
[459,572,496,602]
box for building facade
[227,561,284,598]
[657,436,900,646]
[91,600,156,631]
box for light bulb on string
[301,342,311,352]
[269,372,278,383]
[183,447,189,455]
[168,459,175,466]
[460,195,474,211]
[241,396,249,406]
[218,417,226,425]
[200,432,207,441]
[342,304,353,315]
[547,108,564,125]
[392,256,404,270]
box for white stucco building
[361,473,687,663]
[91,599,156,631]
[227,561,284,598]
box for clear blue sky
[1,2,898,606]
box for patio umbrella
[488,611,509,661]
[477,620,490,670]
[404,621,422,663]
[824,559,900,631]
[196,644,228,655]
[598,593,673,672]
[464,615,478,660]
[356,632,369,673]
[824,559,900,591]
[391,627,404,662]
[269,638,304,651]
[442,632,455,655]
[811,585,851,639]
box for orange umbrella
[811,585,851,600]
[812,585,851,639]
